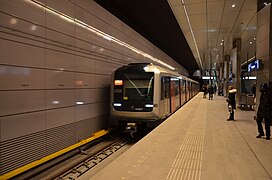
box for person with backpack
[256,83,272,140]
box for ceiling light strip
[26,0,175,70]
[215,0,226,49]
[181,0,203,70]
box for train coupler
[124,123,137,138]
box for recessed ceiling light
[250,41,252,44]
[232,4,236,8]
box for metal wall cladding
[0,90,46,116]
[1,111,46,141]
[45,70,75,89]
[0,65,45,90]
[1,131,47,175]
[0,37,46,68]
[0,0,184,175]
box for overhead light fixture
[220,42,223,45]
[181,0,203,70]
[207,29,216,32]
[249,41,252,44]
[25,0,175,70]
[232,4,236,8]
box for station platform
[81,93,272,180]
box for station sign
[248,59,261,72]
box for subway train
[110,63,199,133]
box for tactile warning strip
[166,128,205,180]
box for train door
[188,81,192,99]
[170,77,180,112]
[160,77,170,117]
[185,80,189,101]
[180,79,186,105]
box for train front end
[110,63,159,129]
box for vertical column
[232,38,242,100]
[256,3,271,109]
[219,63,223,81]
[224,55,230,97]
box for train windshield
[123,73,154,101]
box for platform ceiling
[94,0,261,75]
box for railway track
[50,137,128,180]
[12,127,151,180]
[12,131,130,180]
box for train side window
[182,80,186,93]
[175,79,179,96]
[161,77,170,100]
[161,77,165,100]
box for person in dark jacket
[256,83,272,140]
[208,84,214,100]
[227,86,237,120]
[202,84,208,99]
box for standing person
[256,83,272,140]
[208,84,214,100]
[202,84,208,99]
[227,86,237,120]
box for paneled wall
[255,4,271,110]
[0,0,186,174]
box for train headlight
[113,103,122,107]
[145,104,154,108]
[114,80,123,86]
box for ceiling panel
[189,15,207,30]
[185,0,207,4]
[222,12,240,22]
[186,3,206,15]
[207,1,225,13]
[173,0,257,68]
[194,31,207,41]
[207,23,220,31]
[239,10,256,22]
[168,0,182,6]
[242,0,258,11]
[207,14,222,23]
